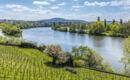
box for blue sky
[0,0,130,21]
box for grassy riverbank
[0,45,129,80]
[52,18,130,38]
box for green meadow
[0,45,129,80]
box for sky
[0,0,130,21]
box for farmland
[0,45,129,80]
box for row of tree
[121,36,130,75]
[0,23,22,36]
[52,17,130,37]
[15,22,52,29]
[44,45,114,72]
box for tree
[104,19,107,28]
[72,46,88,60]
[44,45,67,64]
[89,21,105,35]
[97,16,100,21]
[82,47,103,68]
[1,23,22,36]
[111,23,119,35]
[71,46,108,70]
[120,19,123,24]
[121,37,130,75]
[112,19,115,24]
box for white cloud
[84,1,109,7]
[121,6,130,10]
[72,6,83,8]
[58,2,66,6]
[39,6,44,9]
[50,0,56,2]
[0,6,2,8]
[33,1,50,5]
[84,0,130,7]
[31,9,51,14]
[110,1,123,6]
[5,4,51,14]
[73,0,78,1]
[51,6,59,9]
[6,4,30,12]
[110,0,130,6]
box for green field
[0,45,130,80]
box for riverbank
[54,27,127,38]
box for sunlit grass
[0,45,129,80]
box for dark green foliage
[52,23,60,30]
[112,19,116,24]
[16,22,52,29]
[20,42,37,49]
[89,21,106,35]
[38,44,46,52]
[104,19,107,28]
[97,16,100,21]
[69,23,77,33]
[120,19,123,24]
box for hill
[37,18,88,23]
[0,18,114,24]
[0,45,129,80]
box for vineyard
[0,45,130,80]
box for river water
[0,27,124,71]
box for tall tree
[44,45,67,64]
[97,16,100,21]
[112,19,115,24]
[120,19,123,24]
[104,19,107,28]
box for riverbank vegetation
[0,23,22,36]
[121,36,130,75]
[52,17,130,38]
[0,45,129,80]
[0,22,53,36]
[15,22,52,29]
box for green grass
[0,45,130,80]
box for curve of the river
[22,27,124,71]
[0,27,124,71]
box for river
[0,27,124,71]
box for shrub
[20,42,37,49]
[44,45,67,64]
[73,59,84,67]
[38,45,46,52]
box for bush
[44,45,66,64]
[1,23,22,36]
[38,45,46,52]
[20,42,37,49]
[73,59,84,67]
[57,27,67,32]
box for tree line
[0,23,22,36]
[52,17,130,38]
[0,22,53,36]
[44,45,114,72]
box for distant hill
[37,18,88,23]
[0,18,115,24]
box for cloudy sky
[0,0,130,21]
